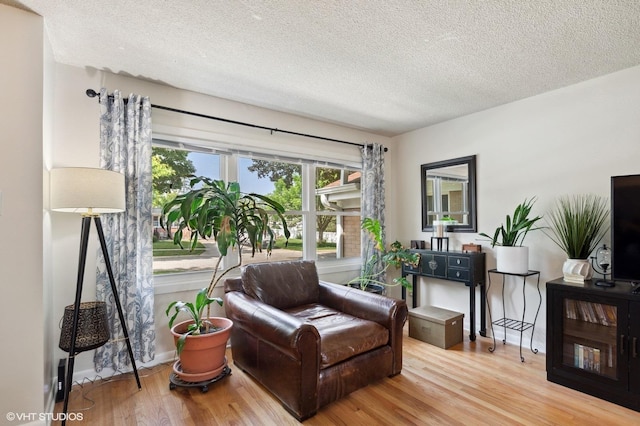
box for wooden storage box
[409,305,464,349]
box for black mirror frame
[421,155,477,233]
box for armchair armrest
[225,290,320,359]
[318,281,408,329]
[318,280,407,375]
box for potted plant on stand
[479,197,543,274]
[348,217,421,293]
[162,177,290,382]
[544,194,609,283]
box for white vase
[495,246,529,274]
[562,258,593,283]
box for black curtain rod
[86,89,387,151]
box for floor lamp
[50,167,141,423]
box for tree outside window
[151,147,360,276]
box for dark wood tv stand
[402,249,486,341]
[546,278,640,412]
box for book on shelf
[564,299,617,326]
[594,303,607,325]
[604,304,617,326]
[608,344,613,368]
[574,343,601,373]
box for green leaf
[545,194,609,258]
[479,197,543,247]
[180,192,196,224]
[176,332,189,355]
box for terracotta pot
[171,317,232,381]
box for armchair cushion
[285,303,389,368]
[242,260,319,309]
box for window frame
[152,137,363,294]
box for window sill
[153,258,361,295]
[153,270,219,295]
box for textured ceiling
[4,0,640,136]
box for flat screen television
[611,174,640,284]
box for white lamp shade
[50,167,125,214]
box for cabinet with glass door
[561,298,619,379]
[546,279,639,412]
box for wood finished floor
[55,327,640,425]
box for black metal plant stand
[61,215,141,425]
[486,269,542,362]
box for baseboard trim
[63,350,177,386]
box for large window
[152,147,221,275]
[315,167,362,260]
[152,143,361,276]
[238,156,303,266]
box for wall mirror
[421,155,477,233]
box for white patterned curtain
[361,143,386,279]
[95,88,155,371]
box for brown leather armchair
[224,260,408,421]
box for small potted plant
[348,217,421,293]
[166,288,233,382]
[162,177,289,381]
[433,215,457,238]
[544,194,609,283]
[479,197,543,274]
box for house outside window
[315,168,362,260]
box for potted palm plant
[479,197,543,274]
[545,194,609,283]
[162,177,290,381]
[348,217,420,293]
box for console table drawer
[448,256,470,269]
[421,255,447,278]
[448,268,470,282]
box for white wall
[42,10,56,417]
[0,4,46,423]
[50,63,392,377]
[393,65,640,353]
